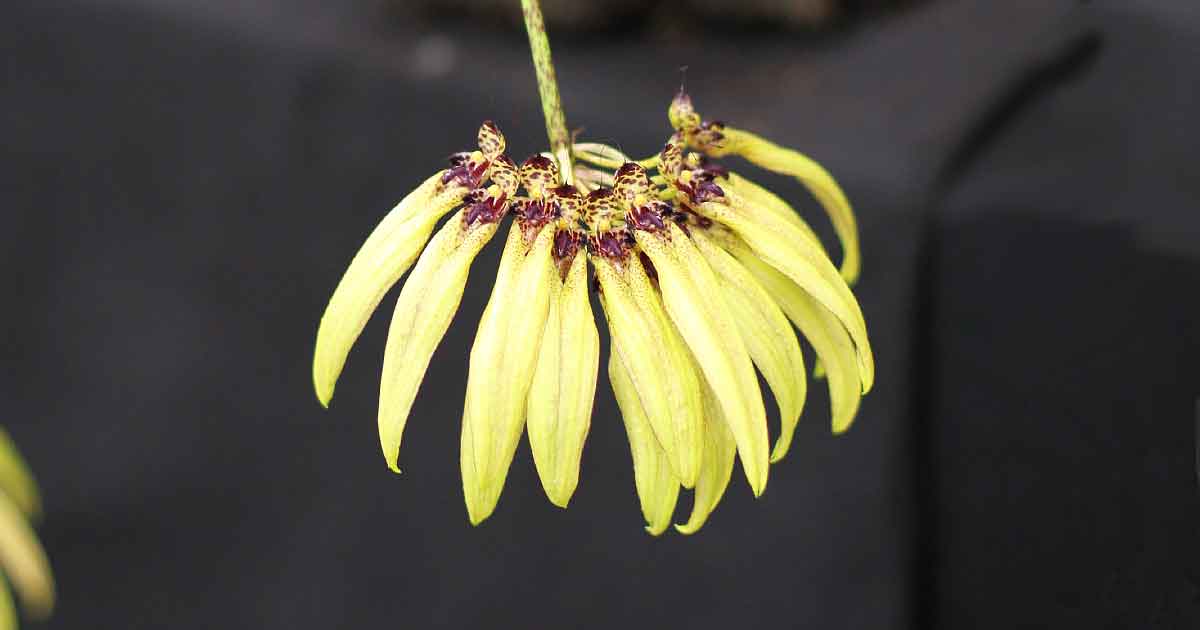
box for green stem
[520,0,572,184]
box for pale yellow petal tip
[542,485,573,509]
[841,261,861,287]
[832,417,856,436]
[673,521,703,535]
[312,365,334,408]
[768,444,789,464]
[466,499,498,526]
[644,522,669,536]
[749,474,767,498]
[678,473,698,491]
[383,453,402,475]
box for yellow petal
[313,173,466,406]
[608,349,679,535]
[723,171,825,256]
[0,492,53,620]
[701,195,874,394]
[526,253,600,507]
[593,254,704,488]
[715,128,861,284]
[675,375,738,535]
[634,224,770,496]
[690,230,808,462]
[377,210,500,473]
[722,234,863,434]
[461,224,557,524]
[0,430,40,519]
[0,580,14,630]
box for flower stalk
[520,0,572,184]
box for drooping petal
[634,223,770,496]
[700,196,874,394]
[711,128,861,284]
[0,579,14,630]
[526,253,600,507]
[0,430,40,519]
[0,492,53,620]
[313,173,467,406]
[676,376,738,535]
[721,234,863,434]
[722,172,825,257]
[377,209,500,473]
[593,254,704,488]
[461,224,557,525]
[690,230,808,462]
[608,349,680,536]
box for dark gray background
[2,0,1197,628]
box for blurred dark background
[3,0,1198,628]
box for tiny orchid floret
[312,86,875,534]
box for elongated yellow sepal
[461,225,557,524]
[0,430,40,520]
[723,172,825,256]
[634,224,770,496]
[0,579,14,630]
[712,128,860,284]
[675,375,738,535]
[313,173,466,406]
[594,255,704,488]
[526,253,599,507]
[0,492,52,621]
[701,195,874,394]
[608,350,680,535]
[722,235,863,434]
[377,210,500,473]
[690,231,808,462]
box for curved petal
[0,430,40,519]
[527,253,600,508]
[608,349,680,535]
[634,224,770,496]
[722,234,863,434]
[700,196,874,394]
[717,128,861,284]
[723,172,825,256]
[377,210,500,473]
[690,230,808,462]
[594,255,704,488]
[676,375,738,535]
[0,492,52,620]
[313,173,466,406]
[0,579,14,630]
[461,225,557,525]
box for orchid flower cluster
[312,87,874,534]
